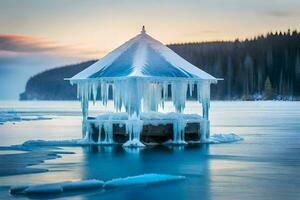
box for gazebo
[67,26,218,147]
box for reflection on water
[0,101,300,200]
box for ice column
[79,82,89,138]
[197,80,211,140]
[172,117,187,144]
[123,119,144,147]
[171,81,188,113]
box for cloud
[0,34,102,99]
[266,10,297,18]
[0,34,64,53]
[0,34,104,58]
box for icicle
[101,81,108,107]
[98,122,102,144]
[102,121,113,144]
[171,81,188,113]
[188,81,193,97]
[76,84,80,99]
[200,120,210,142]
[162,81,169,110]
[123,119,144,147]
[172,116,187,144]
[92,82,98,105]
[200,81,210,120]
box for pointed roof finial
[141,25,146,34]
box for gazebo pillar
[200,81,211,141]
[202,100,209,120]
[81,83,89,139]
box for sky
[0,0,299,99]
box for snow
[104,173,185,188]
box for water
[0,101,300,200]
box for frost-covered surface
[10,180,104,194]
[207,133,243,144]
[104,174,185,188]
[70,28,216,80]
[0,110,51,125]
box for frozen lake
[0,101,299,199]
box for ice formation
[10,174,184,195]
[104,174,186,188]
[66,27,218,147]
[10,180,104,195]
[207,133,243,144]
[22,139,89,146]
[16,132,242,147]
[75,80,212,146]
[0,110,51,125]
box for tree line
[20,30,300,100]
[168,29,300,100]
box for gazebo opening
[66,27,218,147]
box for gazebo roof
[70,26,216,82]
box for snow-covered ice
[104,174,185,188]
[10,180,104,194]
[22,139,89,146]
[207,133,243,144]
[10,174,184,195]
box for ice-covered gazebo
[67,26,218,147]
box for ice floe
[207,133,243,144]
[104,173,185,188]
[10,174,184,195]
[10,180,104,194]
[22,139,89,146]
[0,110,51,125]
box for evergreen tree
[264,77,273,100]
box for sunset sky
[0,0,299,99]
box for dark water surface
[0,101,299,200]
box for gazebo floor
[85,112,208,144]
[88,122,201,144]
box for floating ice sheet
[10,180,104,194]
[0,110,51,125]
[10,174,184,195]
[104,174,185,188]
[207,133,243,144]
[22,139,89,146]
